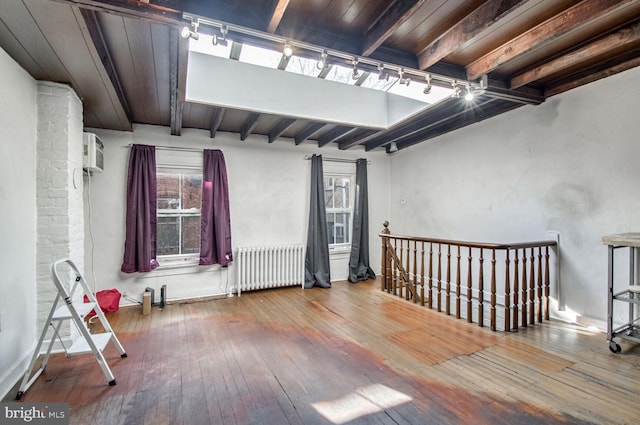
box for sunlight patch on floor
[311,383,412,424]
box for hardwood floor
[12,278,640,424]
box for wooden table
[602,233,640,353]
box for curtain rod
[304,155,370,165]
[126,144,205,153]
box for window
[156,168,202,262]
[324,175,353,249]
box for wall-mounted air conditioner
[83,132,104,173]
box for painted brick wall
[36,82,84,335]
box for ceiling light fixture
[388,141,398,153]
[180,23,199,40]
[283,42,293,58]
[423,74,432,94]
[352,58,360,80]
[377,64,389,81]
[464,84,474,101]
[317,50,328,69]
[399,69,410,86]
[212,25,229,46]
[451,80,462,98]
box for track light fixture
[182,13,485,97]
[180,23,199,40]
[464,84,474,101]
[351,58,360,80]
[399,69,410,86]
[317,50,328,69]
[212,25,229,46]
[283,42,293,58]
[423,74,432,94]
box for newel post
[381,221,390,292]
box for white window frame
[156,165,203,268]
[324,172,355,254]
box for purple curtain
[121,144,158,273]
[200,149,233,266]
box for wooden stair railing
[380,221,557,332]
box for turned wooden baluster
[428,243,433,309]
[467,247,473,323]
[490,248,497,331]
[512,249,519,332]
[420,242,426,307]
[393,238,399,296]
[381,221,390,292]
[529,248,535,325]
[544,246,550,320]
[405,240,411,301]
[399,239,405,299]
[478,248,484,327]
[412,241,418,303]
[504,249,511,332]
[537,247,543,323]
[521,249,528,328]
[456,246,461,319]
[437,243,442,312]
[446,244,452,316]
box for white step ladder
[16,259,127,400]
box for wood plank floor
[11,278,640,425]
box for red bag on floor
[84,289,122,318]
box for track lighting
[180,23,199,40]
[464,84,474,101]
[399,69,410,86]
[317,50,328,69]
[212,25,228,46]
[283,42,293,58]
[378,64,389,81]
[451,81,462,98]
[352,58,360,80]
[423,74,432,94]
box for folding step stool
[16,258,127,400]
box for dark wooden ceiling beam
[466,0,639,81]
[209,107,226,138]
[544,48,640,97]
[318,126,356,147]
[417,0,529,70]
[510,19,640,89]
[362,0,427,57]
[484,79,544,104]
[268,118,297,143]
[240,112,261,141]
[294,122,325,145]
[79,8,132,123]
[267,0,290,33]
[396,100,523,151]
[52,0,182,24]
[337,129,381,150]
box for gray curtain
[304,154,331,288]
[348,158,376,282]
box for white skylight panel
[239,44,282,69]
[324,64,357,85]
[286,55,322,77]
[360,73,398,91]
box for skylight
[188,37,454,104]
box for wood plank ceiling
[0,0,638,152]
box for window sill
[329,246,351,258]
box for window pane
[182,215,201,254]
[334,178,350,208]
[157,216,180,255]
[334,212,350,244]
[182,174,202,209]
[324,177,334,208]
[157,172,180,209]
[326,212,335,245]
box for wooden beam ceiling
[267,0,290,33]
[317,126,356,147]
[466,0,639,81]
[295,122,325,145]
[209,107,226,138]
[240,112,261,140]
[510,19,640,89]
[361,0,426,57]
[337,129,381,150]
[268,118,297,143]
[52,0,182,24]
[417,0,529,71]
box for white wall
[0,47,38,399]
[84,125,389,304]
[389,67,640,329]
